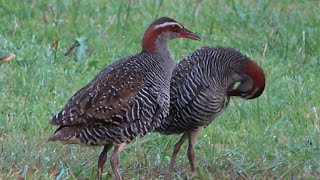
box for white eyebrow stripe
[153,22,183,30]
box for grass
[0,0,319,179]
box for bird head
[227,59,265,99]
[142,17,201,53]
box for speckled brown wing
[51,56,143,126]
[49,53,161,145]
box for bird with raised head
[47,17,200,180]
[156,46,265,179]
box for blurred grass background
[0,0,319,179]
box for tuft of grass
[0,0,319,179]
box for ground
[0,0,319,179]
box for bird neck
[141,28,171,55]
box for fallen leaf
[27,167,36,177]
[49,163,58,178]
[0,53,15,62]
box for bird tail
[46,126,83,145]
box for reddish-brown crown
[141,17,200,53]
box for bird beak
[179,28,201,41]
[227,60,265,99]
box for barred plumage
[47,17,200,180]
[156,46,265,178]
[50,53,170,145]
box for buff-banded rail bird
[47,17,200,180]
[156,46,265,179]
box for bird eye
[172,25,179,32]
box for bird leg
[110,142,127,180]
[187,127,203,172]
[98,144,113,180]
[164,133,188,180]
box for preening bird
[156,46,265,179]
[47,17,200,180]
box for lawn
[0,0,319,179]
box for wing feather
[51,54,150,127]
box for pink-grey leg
[164,133,188,180]
[186,127,202,172]
[110,142,127,180]
[98,144,113,180]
